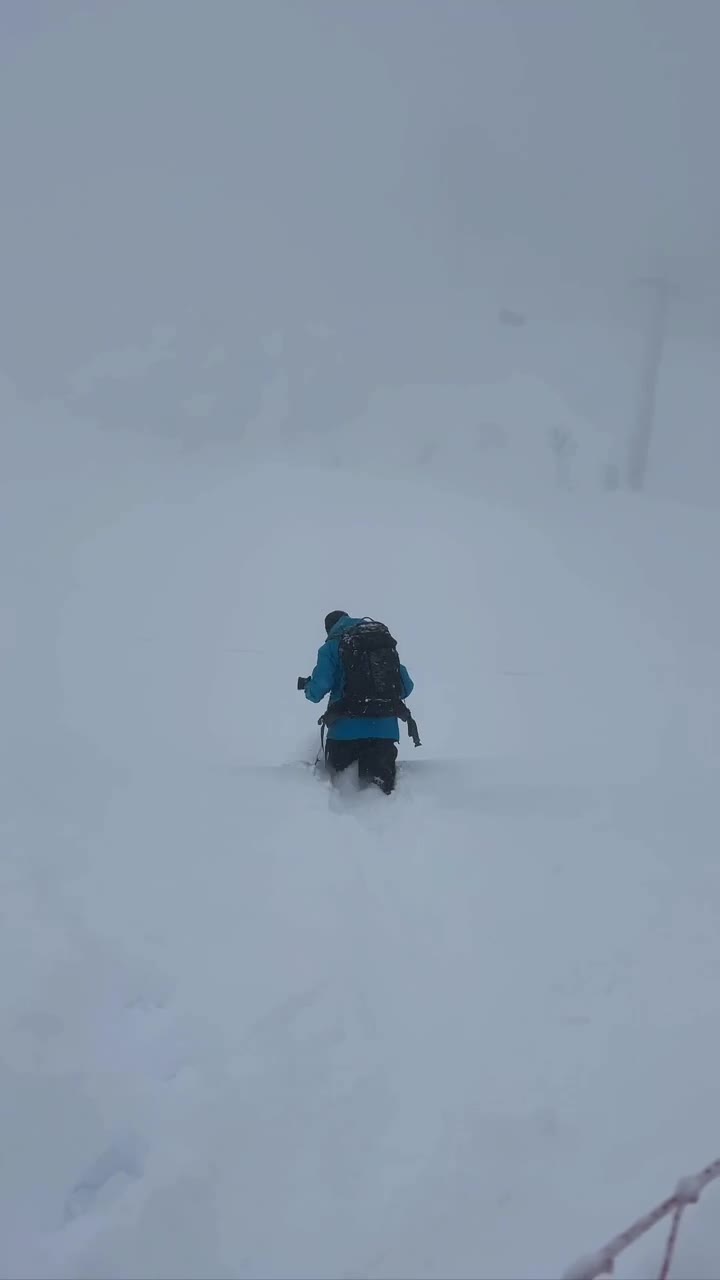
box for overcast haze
[1,0,720,499]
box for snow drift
[2,410,720,1279]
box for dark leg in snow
[325,739,397,794]
[359,740,398,794]
[325,739,359,780]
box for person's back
[298,610,417,794]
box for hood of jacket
[327,615,364,641]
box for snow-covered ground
[2,415,720,1279]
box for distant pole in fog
[627,277,673,491]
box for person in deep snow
[299,610,416,795]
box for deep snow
[2,418,720,1279]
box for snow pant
[325,738,398,794]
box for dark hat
[324,610,348,635]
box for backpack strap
[319,699,422,747]
[395,703,422,748]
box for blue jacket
[304,615,414,741]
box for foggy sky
[1,0,720,485]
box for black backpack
[321,619,421,747]
[338,619,405,717]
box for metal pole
[627,278,671,491]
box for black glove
[297,676,309,691]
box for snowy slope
[2,420,720,1280]
[333,376,613,498]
